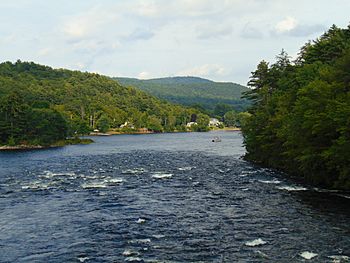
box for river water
[0,131,349,262]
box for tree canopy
[242,24,350,190]
[0,61,205,146]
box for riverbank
[89,127,241,136]
[0,138,93,151]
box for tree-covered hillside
[114,76,250,111]
[0,61,204,146]
[242,24,350,190]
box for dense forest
[242,24,350,190]
[114,76,250,112]
[0,61,207,146]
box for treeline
[242,24,350,190]
[0,61,207,146]
[115,76,250,111]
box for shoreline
[89,127,241,136]
[0,138,93,151]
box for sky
[1,0,349,85]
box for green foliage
[114,76,250,111]
[0,61,205,145]
[242,24,350,190]
[147,115,163,132]
[97,115,110,133]
[223,110,237,127]
[214,103,234,118]
[192,113,210,132]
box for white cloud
[272,16,325,37]
[275,16,298,33]
[61,6,119,40]
[177,64,228,78]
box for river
[0,131,349,262]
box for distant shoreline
[0,138,93,151]
[88,127,241,136]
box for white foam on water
[336,194,350,199]
[255,250,269,258]
[136,218,146,224]
[245,238,267,247]
[125,257,143,262]
[21,181,50,190]
[258,179,281,184]
[122,250,139,257]
[43,171,76,178]
[152,173,173,179]
[313,188,340,193]
[328,255,349,262]
[81,182,107,189]
[105,178,124,184]
[300,251,318,260]
[77,257,89,262]
[277,186,308,191]
[129,239,151,244]
[122,168,146,175]
[178,167,194,171]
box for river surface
[0,131,349,262]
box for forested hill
[0,61,204,146]
[114,76,250,111]
[242,24,350,190]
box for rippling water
[0,131,349,262]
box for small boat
[212,136,221,142]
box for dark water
[0,131,349,262]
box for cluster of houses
[93,118,223,133]
[186,118,222,128]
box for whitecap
[152,173,173,179]
[255,250,269,258]
[129,239,151,244]
[245,238,267,247]
[122,168,146,175]
[22,181,50,190]
[178,167,194,171]
[300,251,318,260]
[136,218,146,224]
[313,188,340,193]
[105,178,124,184]
[81,182,107,189]
[277,186,308,191]
[43,171,76,178]
[125,257,143,262]
[77,256,89,262]
[328,255,349,262]
[336,194,350,199]
[258,179,281,184]
[122,250,139,257]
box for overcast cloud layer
[1,0,349,84]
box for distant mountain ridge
[114,76,250,111]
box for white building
[209,118,222,127]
